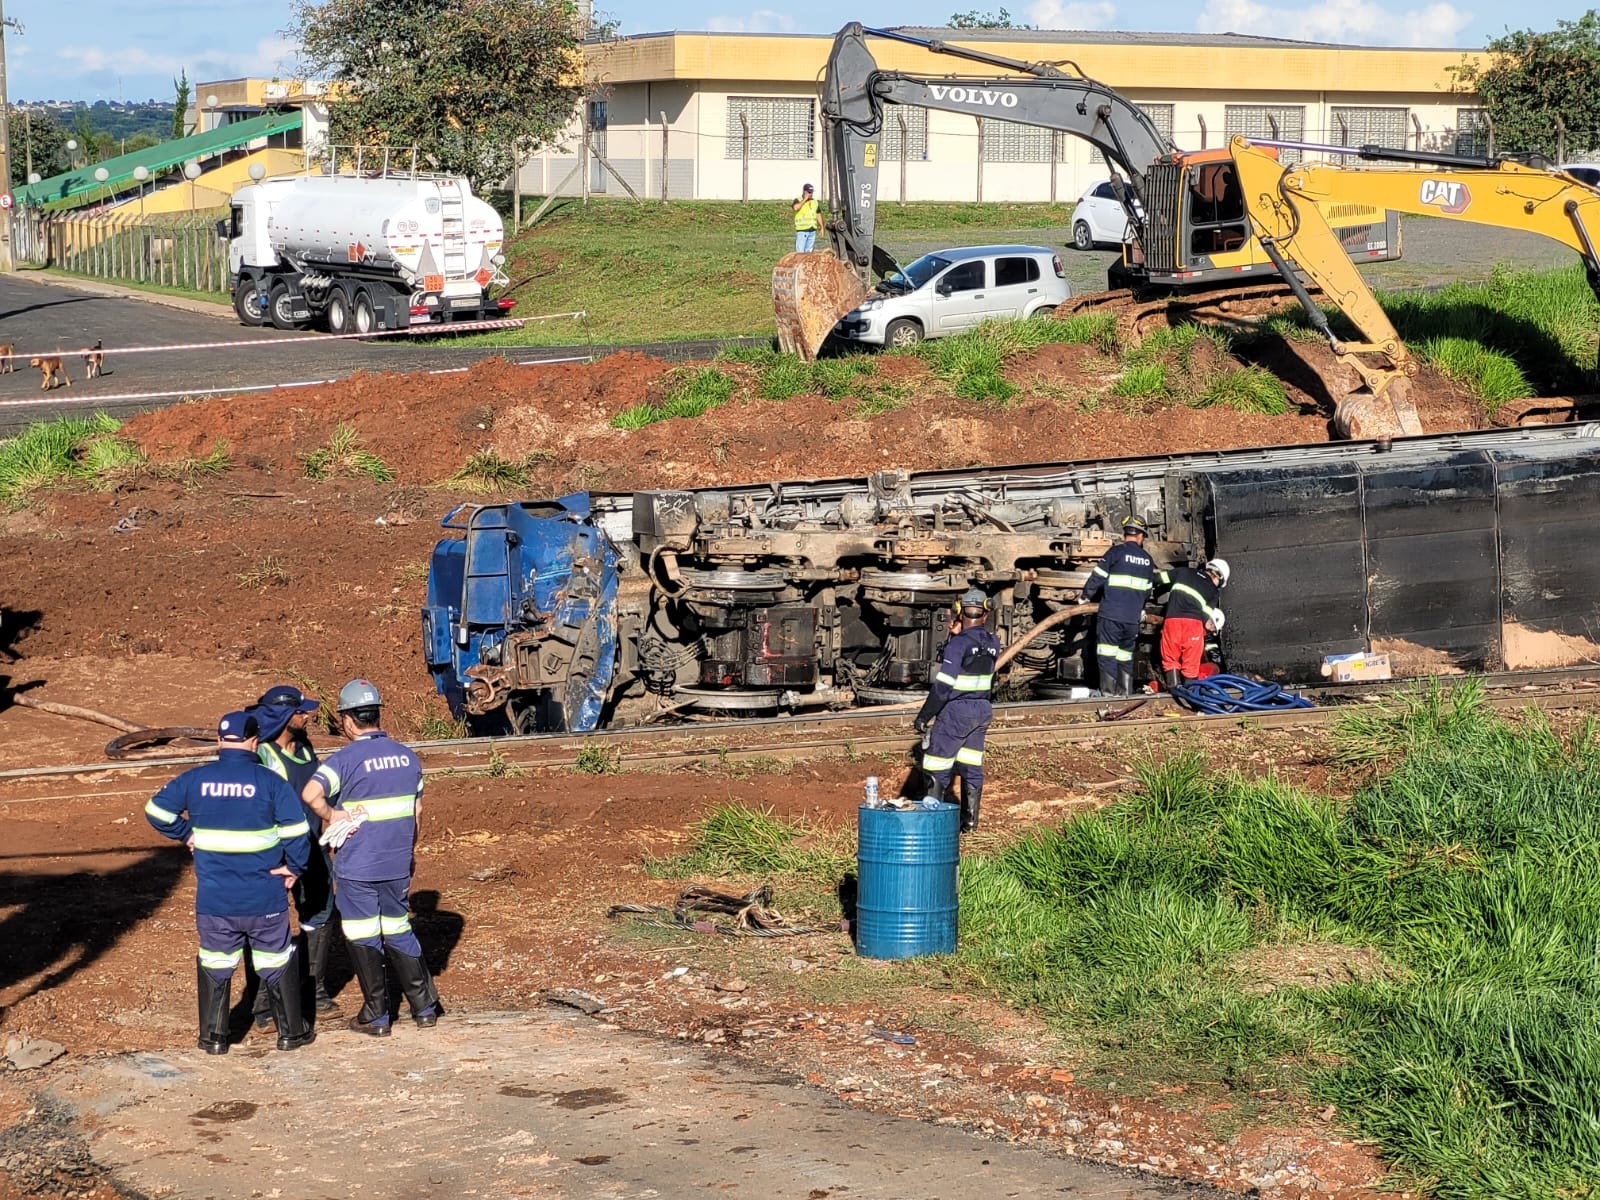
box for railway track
[5,667,1600,790]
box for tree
[173,70,191,140]
[292,0,586,187]
[1454,11,1600,157]
[948,8,1031,28]
[8,110,69,187]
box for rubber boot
[305,925,337,1013]
[920,780,946,807]
[196,962,231,1055]
[346,942,392,1037]
[268,968,316,1051]
[1119,668,1135,697]
[960,785,982,835]
[390,951,444,1028]
[248,960,274,1031]
[1163,667,1182,692]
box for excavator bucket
[772,253,870,360]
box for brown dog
[83,339,104,380]
[0,344,14,375]
[31,354,69,391]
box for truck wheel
[233,280,266,327]
[325,291,351,335]
[884,318,923,349]
[1072,221,1094,251]
[352,291,376,335]
[268,284,300,331]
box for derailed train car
[423,425,1600,732]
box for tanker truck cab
[225,170,510,334]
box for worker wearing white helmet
[1154,558,1230,690]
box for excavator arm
[774,23,1174,359]
[1229,135,1600,437]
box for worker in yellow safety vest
[792,183,822,252]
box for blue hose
[1169,673,1314,714]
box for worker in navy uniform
[247,684,340,1032]
[1081,516,1157,696]
[1154,558,1229,690]
[914,588,1001,834]
[301,680,442,1037]
[144,711,314,1055]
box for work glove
[319,812,368,849]
[912,717,929,735]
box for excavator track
[1053,281,1306,346]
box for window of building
[1092,103,1174,164]
[1225,104,1306,164]
[940,260,986,292]
[1331,106,1407,161]
[980,117,1057,163]
[880,107,930,161]
[1455,107,1490,156]
[994,256,1041,286]
[725,96,815,160]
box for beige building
[520,27,1487,203]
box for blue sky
[5,0,1579,103]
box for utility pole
[0,1,17,272]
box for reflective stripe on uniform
[190,827,281,853]
[935,671,958,686]
[955,747,984,766]
[198,948,242,971]
[260,753,289,781]
[277,819,310,840]
[1170,582,1218,621]
[1091,565,1109,577]
[251,945,294,971]
[144,799,179,823]
[342,915,382,940]
[1096,643,1134,662]
[1105,573,1152,591]
[379,914,412,936]
[922,753,957,772]
[347,795,416,823]
[950,674,992,692]
[314,763,342,795]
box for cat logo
[1419,179,1471,215]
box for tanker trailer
[225,172,511,333]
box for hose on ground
[1169,673,1314,715]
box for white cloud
[705,11,796,33]
[1028,1,1119,28]
[57,37,300,83]
[1196,0,1471,45]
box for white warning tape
[0,310,587,363]
[0,355,595,411]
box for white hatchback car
[1071,180,1140,250]
[832,245,1071,349]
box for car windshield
[882,253,951,292]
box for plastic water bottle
[864,776,881,808]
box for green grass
[300,424,395,482]
[610,366,738,429]
[445,450,542,493]
[1112,361,1168,398]
[651,688,1600,1197]
[1412,336,1532,412]
[1192,365,1291,415]
[0,412,130,504]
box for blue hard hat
[217,711,259,742]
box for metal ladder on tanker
[437,177,469,281]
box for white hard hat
[1211,609,1226,632]
[1205,558,1230,587]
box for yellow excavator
[774,23,1399,360]
[1227,135,1600,438]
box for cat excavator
[773,23,1399,360]
[1226,135,1600,438]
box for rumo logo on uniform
[927,84,1019,109]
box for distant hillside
[19,101,177,149]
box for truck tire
[233,279,266,327]
[268,284,300,332]
[324,290,351,335]
[1072,221,1094,251]
[884,318,924,349]
[352,291,376,335]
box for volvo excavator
[1226,135,1600,438]
[773,22,1400,360]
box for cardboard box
[1322,651,1392,683]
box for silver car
[833,245,1072,349]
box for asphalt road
[0,273,757,435]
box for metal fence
[15,210,232,295]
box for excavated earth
[0,343,1499,1199]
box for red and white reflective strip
[0,355,595,410]
[0,311,586,363]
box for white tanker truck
[225,172,511,333]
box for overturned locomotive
[423,424,1600,732]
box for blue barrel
[855,803,960,959]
